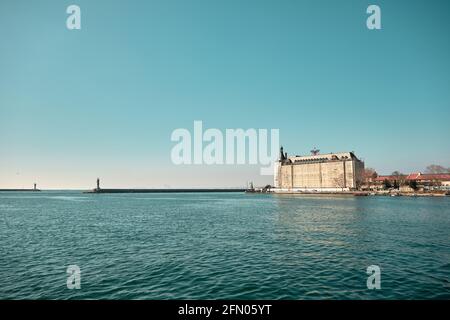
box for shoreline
[1,189,448,197]
[246,189,449,197]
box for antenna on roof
[310,147,320,156]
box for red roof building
[373,172,450,183]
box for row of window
[292,156,350,163]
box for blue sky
[1,0,449,188]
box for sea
[1,191,449,299]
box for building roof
[413,173,450,181]
[406,172,421,180]
[287,152,359,163]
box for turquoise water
[0,191,449,299]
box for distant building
[406,172,450,186]
[373,172,450,188]
[273,147,365,192]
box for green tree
[383,179,392,189]
[393,180,400,189]
[408,180,418,190]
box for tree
[425,165,448,174]
[383,179,392,189]
[333,173,346,191]
[364,168,378,180]
[393,180,400,189]
[408,180,418,191]
[391,171,406,188]
[358,168,378,190]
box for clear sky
[1,0,449,189]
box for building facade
[273,147,365,192]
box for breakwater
[84,188,246,194]
[0,189,41,192]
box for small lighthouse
[96,178,100,191]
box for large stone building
[273,147,365,192]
